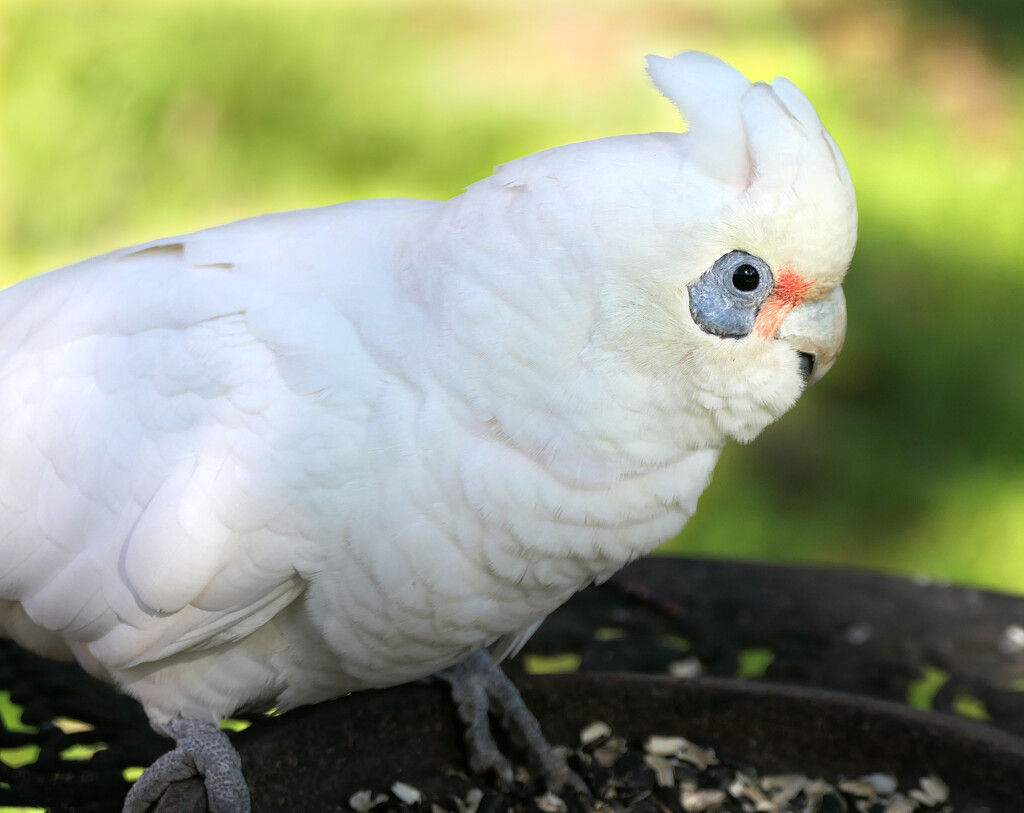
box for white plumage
[0,51,855,804]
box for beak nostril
[797,351,815,382]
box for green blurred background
[2,0,1023,592]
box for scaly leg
[122,716,250,813]
[437,649,587,794]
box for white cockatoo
[0,52,855,811]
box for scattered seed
[678,744,717,771]
[349,789,372,812]
[761,774,806,807]
[594,746,624,768]
[884,795,917,813]
[643,734,718,770]
[581,721,613,747]
[534,792,566,813]
[391,781,423,805]
[358,723,955,813]
[453,789,484,813]
[761,774,804,791]
[859,774,899,796]
[645,736,689,757]
[839,779,879,799]
[643,754,676,788]
[680,788,727,812]
[668,658,703,679]
[920,775,949,803]
[1000,624,1024,653]
[594,736,627,768]
[463,789,483,813]
[728,774,773,811]
[843,623,873,645]
[349,789,389,812]
[801,778,839,811]
[348,790,387,806]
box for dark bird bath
[4,557,1024,812]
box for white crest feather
[767,77,822,133]
[645,51,752,188]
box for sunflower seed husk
[534,792,566,813]
[680,744,717,771]
[453,790,480,813]
[920,775,949,803]
[646,735,718,771]
[644,735,690,757]
[761,774,806,807]
[839,779,879,799]
[800,778,838,811]
[728,774,773,811]
[595,746,624,767]
[391,782,423,805]
[681,788,727,812]
[860,774,899,795]
[463,789,483,813]
[594,736,628,767]
[1000,624,1024,653]
[349,790,389,813]
[580,721,613,747]
[668,658,703,679]
[883,796,917,813]
[643,754,676,787]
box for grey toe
[123,717,250,813]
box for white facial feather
[578,51,858,444]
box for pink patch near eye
[754,270,812,338]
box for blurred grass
[1,0,1023,591]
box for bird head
[591,52,857,447]
[418,51,856,461]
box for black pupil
[732,264,760,292]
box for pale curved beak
[777,285,847,387]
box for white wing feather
[0,200,437,673]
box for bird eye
[731,264,760,292]
[687,250,774,339]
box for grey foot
[437,649,588,795]
[123,716,251,813]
